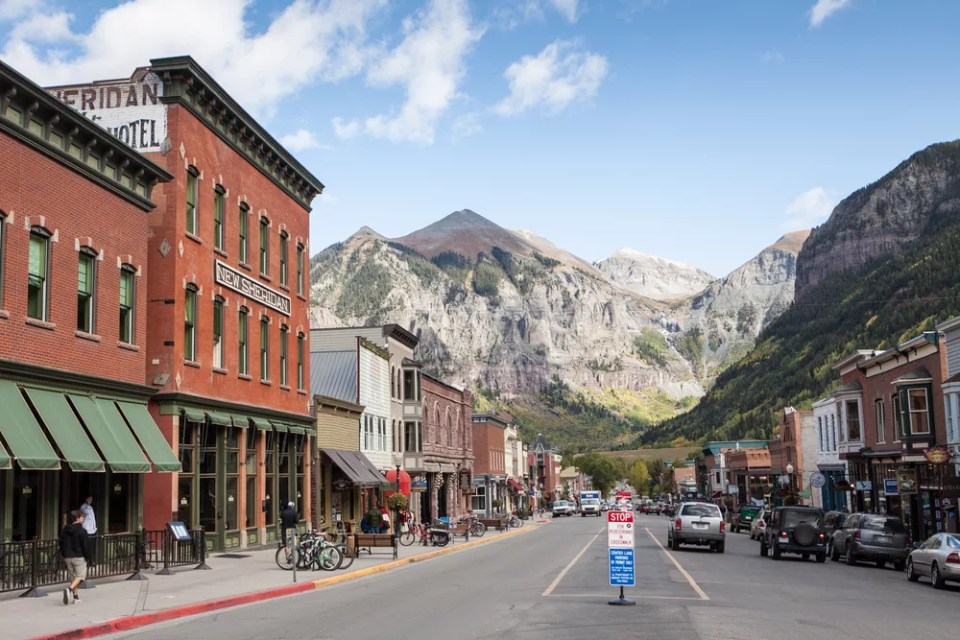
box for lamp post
[786,463,795,505]
[394,464,401,550]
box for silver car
[906,533,960,588]
[668,502,725,553]
[552,500,574,517]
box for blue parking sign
[609,548,635,587]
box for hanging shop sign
[411,478,428,492]
[925,447,950,465]
[215,260,291,316]
[897,471,917,494]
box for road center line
[644,527,710,601]
[541,526,604,596]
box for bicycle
[321,529,355,570]
[275,531,343,571]
[507,513,523,529]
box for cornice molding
[0,359,155,399]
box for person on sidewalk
[59,509,90,605]
[378,504,391,534]
[280,502,299,557]
[79,496,97,568]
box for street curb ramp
[29,524,539,640]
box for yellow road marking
[644,527,710,601]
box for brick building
[0,60,175,541]
[420,373,472,521]
[471,414,507,516]
[48,57,324,550]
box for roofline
[382,324,418,349]
[314,394,365,415]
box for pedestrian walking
[79,496,97,567]
[378,504,391,533]
[280,501,298,557]
[59,509,90,605]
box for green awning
[231,415,250,429]
[206,411,232,426]
[69,394,151,473]
[183,409,206,423]
[0,380,60,470]
[116,401,182,472]
[286,425,305,434]
[0,440,10,470]
[270,421,288,433]
[250,417,271,431]
[24,388,105,472]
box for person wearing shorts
[59,509,90,605]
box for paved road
[104,514,959,640]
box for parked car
[749,509,772,540]
[552,500,574,517]
[580,498,602,517]
[732,505,762,533]
[906,533,960,588]
[668,502,725,552]
[830,513,910,570]
[822,510,848,558]
[760,506,827,562]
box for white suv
[580,499,601,517]
[552,500,574,517]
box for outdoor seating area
[479,516,509,531]
[353,533,398,559]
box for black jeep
[760,506,827,562]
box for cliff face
[595,249,716,302]
[796,141,960,296]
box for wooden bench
[479,516,509,531]
[352,533,398,560]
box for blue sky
[1,0,958,276]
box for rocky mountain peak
[394,209,534,260]
[595,248,716,302]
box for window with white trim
[119,265,136,344]
[77,248,97,333]
[213,296,224,368]
[893,393,903,442]
[296,242,304,296]
[279,232,288,286]
[472,485,486,512]
[184,285,198,362]
[238,307,249,375]
[907,388,930,435]
[239,203,249,263]
[946,392,960,443]
[875,399,885,444]
[186,167,198,235]
[259,217,269,274]
[213,185,225,250]
[279,324,288,386]
[296,332,305,390]
[27,228,50,320]
[260,316,269,380]
[845,401,861,441]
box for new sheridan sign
[214,261,291,316]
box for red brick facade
[472,418,505,476]
[420,373,472,520]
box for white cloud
[9,11,77,43]
[761,50,784,64]
[279,129,325,151]
[334,0,483,144]
[549,0,580,23]
[810,0,850,27]
[784,187,837,229]
[0,0,386,118]
[0,0,40,20]
[494,40,607,117]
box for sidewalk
[4,521,545,640]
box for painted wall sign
[47,71,168,152]
[214,260,291,316]
[925,447,950,464]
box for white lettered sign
[214,260,292,316]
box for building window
[893,393,903,442]
[404,421,421,453]
[238,307,249,375]
[279,232,288,286]
[296,332,305,390]
[27,228,50,320]
[184,285,198,362]
[119,265,135,343]
[946,393,960,443]
[472,486,486,512]
[213,296,224,368]
[817,417,824,453]
[259,217,269,274]
[76,248,97,333]
[260,316,269,380]
[213,185,225,250]
[0,213,6,306]
[296,243,304,296]
[845,401,860,441]
[186,167,198,236]
[279,325,289,386]
[239,203,249,263]
[829,414,837,451]
[907,388,930,435]
[403,370,416,400]
[874,399,885,444]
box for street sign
[607,510,635,548]
[609,548,635,586]
[809,472,826,489]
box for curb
[29,524,539,640]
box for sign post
[607,510,636,606]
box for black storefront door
[437,476,447,518]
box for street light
[786,463,795,505]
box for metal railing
[0,528,208,597]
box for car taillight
[853,530,861,541]
[758,522,765,528]
[720,521,725,533]
[779,531,788,539]
[906,536,912,547]
[675,518,682,531]
[947,553,960,565]
[818,533,826,541]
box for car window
[922,535,941,550]
[781,510,822,528]
[946,535,960,550]
[843,514,859,528]
[681,504,721,517]
[862,515,905,533]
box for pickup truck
[667,502,726,553]
[580,498,602,517]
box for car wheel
[931,563,945,589]
[716,541,725,554]
[894,560,906,572]
[760,540,768,557]
[906,559,919,582]
[846,546,856,566]
[772,542,781,560]
[876,560,885,569]
[671,535,680,551]
[831,542,840,562]
[816,552,826,563]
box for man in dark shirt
[280,502,299,558]
[59,509,91,605]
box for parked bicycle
[506,513,523,529]
[275,530,343,571]
[398,521,450,547]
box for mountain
[596,249,715,302]
[643,140,960,445]
[309,209,806,451]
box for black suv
[760,506,827,562]
[732,505,761,533]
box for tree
[573,453,622,496]
[627,460,649,495]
